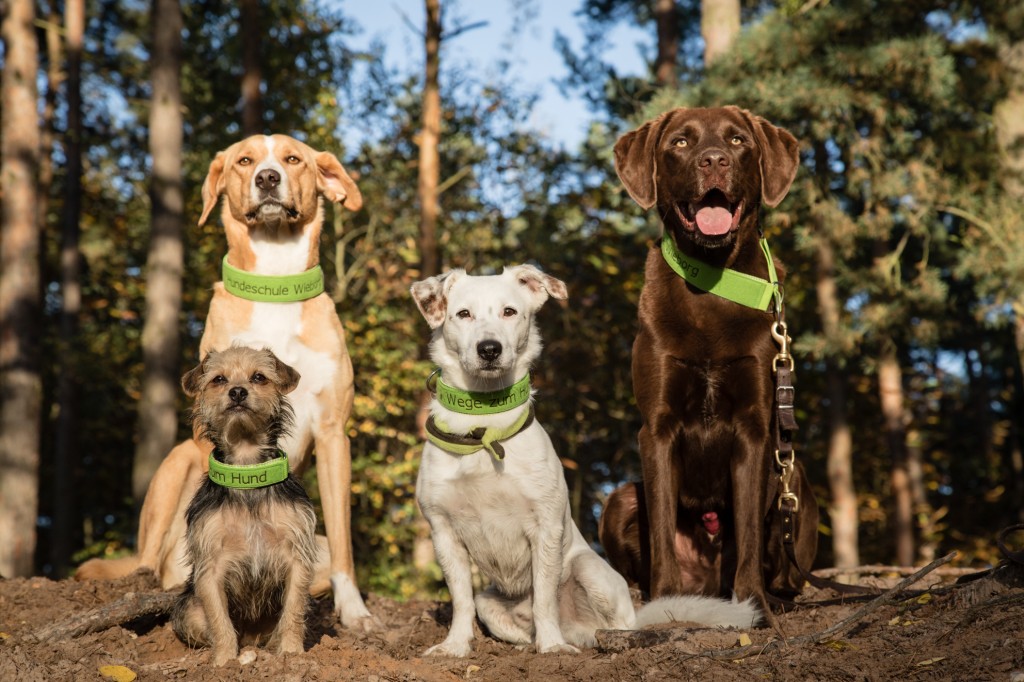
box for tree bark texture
[418,0,442,279]
[133,0,185,507]
[878,343,914,566]
[52,0,86,576]
[653,0,678,87]
[240,0,262,136]
[995,37,1024,511]
[0,0,43,578]
[812,143,859,570]
[701,0,740,67]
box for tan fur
[77,134,369,629]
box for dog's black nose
[477,340,502,362]
[229,386,248,403]
[255,169,281,191]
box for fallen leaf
[466,664,481,678]
[823,640,857,651]
[737,633,752,647]
[98,665,137,682]
[916,657,945,667]
[916,593,933,605]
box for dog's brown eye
[456,309,471,320]
[503,307,517,317]
[730,136,743,145]
[674,139,687,148]
[212,375,227,385]
[285,155,301,165]
[238,157,252,166]
[251,372,267,384]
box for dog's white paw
[331,571,380,631]
[424,638,473,657]
[538,642,581,655]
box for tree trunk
[0,0,43,579]
[412,0,444,573]
[701,0,740,67]
[240,0,262,136]
[418,0,442,279]
[878,342,914,566]
[653,0,678,87]
[819,308,860,571]
[37,3,62,235]
[994,34,1024,515]
[812,143,859,570]
[51,0,86,577]
[133,0,184,508]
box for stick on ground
[28,590,178,643]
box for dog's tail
[74,555,142,582]
[634,595,760,629]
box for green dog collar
[208,452,290,489]
[426,406,535,460]
[430,372,532,415]
[661,234,782,312]
[221,256,324,302]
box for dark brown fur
[171,347,318,666]
[600,106,818,620]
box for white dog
[411,264,759,657]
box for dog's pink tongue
[695,206,733,235]
[702,512,721,536]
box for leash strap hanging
[771,303,879,597]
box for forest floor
[1,559,1022,681]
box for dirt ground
[1,561,1022,681]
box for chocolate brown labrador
[600,106,818,622]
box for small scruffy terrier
[171,346,318,666]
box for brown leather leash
[770,300,880,599]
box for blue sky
[346,0,650,148]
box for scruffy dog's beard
[192,395,294,464]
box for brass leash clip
[771,321,792,373]
[775,448,800,512]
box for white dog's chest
[233,301,335,463]
[418,426,570,598]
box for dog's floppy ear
[736,107,800,208]
[182,353,213,397]
[614,111,673,210]
[411,270,464,329]
[315,151,363,212]
[506,264,568,309]
[268,351,301,395]
[198,151,227,227]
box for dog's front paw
[210,648,238,667]
[537,642,581,655]
[268,633,304,655]
[424,638,473,657]
[332,572,381,631]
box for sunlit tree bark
[0,0,42,578]
[133,0,184,509]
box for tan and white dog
[77,134,375,630]
[411,265,759,656]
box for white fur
[232,301,334,471]
[412,266,760,657]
